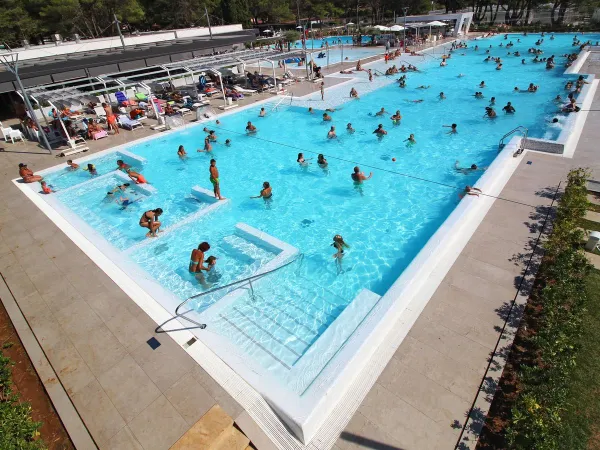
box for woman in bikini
[139,208,162,237]
[127,169,148,184]
[189,242,211,273]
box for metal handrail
[173,253,304,328]
[498,125,528,156]
[271,93,293,111]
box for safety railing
[498,125,529,156]
[173,253,304,329]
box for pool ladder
[271,93,294,111]
[498,125,529,157]
[171,253,304,330]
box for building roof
[0,28,258,93]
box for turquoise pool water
[43,33,595,393]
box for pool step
[221,235,275,264]
[170,404,250,450]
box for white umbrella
[373,25,390,31]
[346,22,355,26]
[427,21,447,26]
[390,25,404,31]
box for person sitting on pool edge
[139,208,163,238]
[351,166,372,184]
[459,186,482,199]
[250,182,272,200]
[40,181,53,194]
[350,87,359,99]
[18,163,43,183]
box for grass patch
[559,268,600,449]
[580,218,600,233]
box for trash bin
[585,230,600,251]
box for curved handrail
[498,125,528,153]
[174,252,304,319]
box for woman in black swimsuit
[139,208,163,237]
[332,235,350,274]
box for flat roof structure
[0,25,258,93]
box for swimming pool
[26,33,597,444]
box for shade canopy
[389,25,405,31]
[427,20,447,26]
[373,25,390,31]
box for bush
[0,352,44,450]
[506,168,592,450]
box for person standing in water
[209,159,225,200]
[351,166,372,183]
[332,234,350,274]
[189,242,210,273]
[177,145,187,158]
[250,182,272,200]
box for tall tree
[221,0,250,25]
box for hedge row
[506,168,592,449]
[0,351,45,449]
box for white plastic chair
[0,121,24,143]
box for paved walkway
[0,43,596,450]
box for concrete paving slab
[71,379,126,447]
[165,372,216,426]
[102,426,144,450]
[128,395,189,450]
[97,354,162,423]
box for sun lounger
[117,115,143,130]
[92,130,108,140]
[233,85,257,95]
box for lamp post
[0,52,52,153]
[403,7,408,51]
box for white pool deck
[1,39,599,450]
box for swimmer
[246,121,257,133]
[85,164,97,176]
[522,58,526,64]
[483,106,497,118]
[350,87,359,98]
[391,110,402,123]
[66,160,79,170]
[198,137,212,152]
[209,159,225,200]
[225,139,231,147]
[459,186,482,199]
[347,123,355,133]
[327,126,337,139]
[455,161,486,174]
[443,123,458,134]
[417,85,431,89]
[527,83,538,92]
[297,153,311,166]
[250,181,272,199]
[189,242,210,273]
[207,130,217,141]
[404,134,416,144]
[351,166,372,184]
[373,124,387,136]
[439,92,446,100]
[554,95,563,103]
[374,107,387,116]
[127,169,148,184]
[474,92,484,99]
[139,208,163,238]
[259,107,266,117]
[458,73,466,77]
[479,81,486,88]
[502,102,516,113]
[177,145,187,158]
[490,97,496,105]
[323,112,332,121]
[547,117,560,124]
[308,107,314,114]
[216,120,221,125]
[496,63,503,70]
[332,234,349,270]
[514,86,520,92]
[40,181,53,194]
[111,183,130,193]
[317,154,328,168]
[406,99,424,103]
[117,159,130,171]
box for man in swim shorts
[209,159,224,200]
[373,124,387,136]
[351,166,372,184]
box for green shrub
[0,352,45,450]
[506,168,592,450]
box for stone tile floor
[0,45,597,450]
